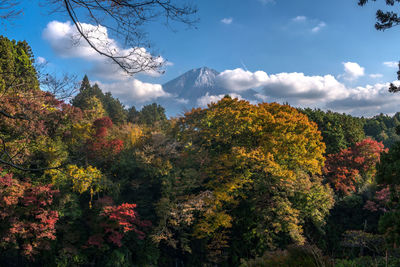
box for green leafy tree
[300,108,365,154]
[72,76,105,112]
[72,76,127,125]
[127,106,140,124]
[138,103,167,126]
[0,36,39,93]
[364,113,400,148]
[102,92,127,125]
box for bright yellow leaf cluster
[175,97,331,249]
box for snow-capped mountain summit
[159,67,257,116]
[193,67,218,88]
[163,67,225,100]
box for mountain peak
[163,67,221,98]
[192,67,219,88]
[160,67,257,116]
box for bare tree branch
[0,0,21,21]
[37,63,79,101]
[1,1,197,75]
[48,0,198,75]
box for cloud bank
[216,68,347,106]
[94,79,170,104]
[43,20,163,81]
[44,20,173,105]
[42,22,399,117]
[197,92,243,107]
[212,67,400,117]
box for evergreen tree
[102,92,127,125]
[127,106,139,123]
[0,36,39,93]
[300,108,365,154]
[72,76,128,124]
[138,103,167,126]
[72,76,105,111]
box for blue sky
[3,0,400,116]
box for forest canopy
[1,30,400,266]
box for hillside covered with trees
[2,35,400,267]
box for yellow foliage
[176,97,329,246]
[47,164,105,208]
[68,122,93,145]
[83,96,106,121]
[67,165,102,194]
[129,124,144,146]
[41,103,58,112]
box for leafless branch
[0,0,21,21]
[39,69,79,101]
[46,0,198,75]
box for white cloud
[216,68,348,106]
[197,93,243,107]
[326,81,400,117]
[36,56,47,64]
[221,17,233,25]
[43,21,164,81]
[383,61,398,68]
[95,79,170,104]
[216,67,400,117]
[341,62,365,81]
[369,73,383,79]
[293,16,307,22]
[261,72,349,106]
[216,68,269,92]
[311,22,326,33]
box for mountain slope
[159,67,257,116]
[163,67,225,100]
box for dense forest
[2,35,400,267]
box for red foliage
[364,186,391,213]
[87,117,124,162]
[101,203,151,245]
[0,170,59,259]
[0,91,83,138]
[87,234,104,249]
[107,139,124,155]
[105,230,124,247]
[324,138,387,195]
[95,127,108,138]
[0,91,84,167]
[93,117,113,129]
[87,198,151,248]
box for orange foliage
[324,138,387,195]
[0,170,59,259]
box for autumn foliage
[87,199,151,248]
[0,170,59,258]
[87,117,124,161]
[159,97,333,261]
[324,138,387,195]
[3,35,400,265]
